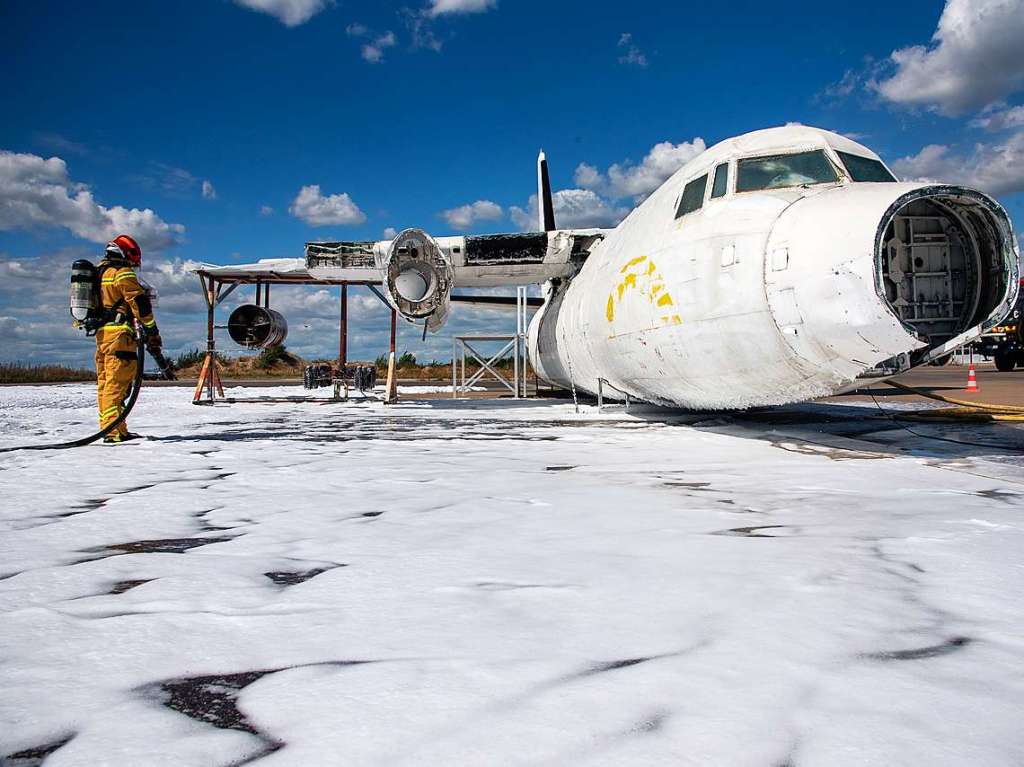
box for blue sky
[2,0,1023,366]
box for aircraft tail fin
[537,149,556,232]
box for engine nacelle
[383,228,453,333]
[227,304,288,349]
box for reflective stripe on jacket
[98,261,157,331]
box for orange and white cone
[966,363,979,392]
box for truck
[974,278,1024,371]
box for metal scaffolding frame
[451,287,529,398]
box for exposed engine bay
[383,229,455,334]
[878,187,1018,358]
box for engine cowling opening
[227,304,288,349]
[878,187,1019,358]
[384,229,453,333]
[395,267,430,302]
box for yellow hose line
[884,380,1024,414]
[896,410,1024,423]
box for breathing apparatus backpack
[69,259,111,335]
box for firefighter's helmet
[106,235,142,267]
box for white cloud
[260,204,275,216]
[511,189,628,231]
[440,199,503,230]
[0,249,77,288]
[401,8,443,51]
[608,139,706,198]
[362,31,397,63]
[573,162,603,190]
[822,69,861,100]
[872,0,1024,115]
[289,184,366,226]
[971,104,1024,131]
[891,131,1024,195]
[201,180,217,200]
[232,0,329,27]
[0,259,46,284]
[142,258,211,315]
[617,32,648,68]
[580,139,706,200]
[427,0,496,16]
[502,138,705,232]
[0,150,184,251]
[347,22,398,63]
[383,227,398,239]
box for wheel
[929,354,953,366]
[994,352,1016,372]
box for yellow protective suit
[94,260,158,436]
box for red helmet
[106,234,142,267]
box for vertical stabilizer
[537,150,556,232]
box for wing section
[305,228,608,287]
[198,151,611,334]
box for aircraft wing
[198,151,611,333]
[305,150,609,289]
[304,228,608,288]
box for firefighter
[95,235,162,443]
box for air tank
[69,259,98,322]
[227,304,288,348]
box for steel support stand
[516,286,528,397]
[193,275,225,404]
[385,307,398,404]
[339,283,348,370]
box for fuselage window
[710,163,729,198]
[836,151,897,182]
[676,174,708,218]
[736,150,838,192]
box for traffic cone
[966,363,979,392]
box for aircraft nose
[763,183,1019,381]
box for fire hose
[884,380,1024,422]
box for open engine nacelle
[383,228,454,333]
[227,304,288,349]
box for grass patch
[254,344,298,370]
[175,348,226,368]
[0,362,95,384]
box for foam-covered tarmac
[1,384,1023,765]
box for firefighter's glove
[146,333,163,354]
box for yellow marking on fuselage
[620,255,647,273]
[606,256,681,327]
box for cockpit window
[675,173,707,218]
[710,163,729,198]
[836,151,897,182]
[736,150,838,192]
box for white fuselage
[529,128,1019,409]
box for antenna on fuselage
[537,149,556,232]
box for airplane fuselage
[529,127,1020,409]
